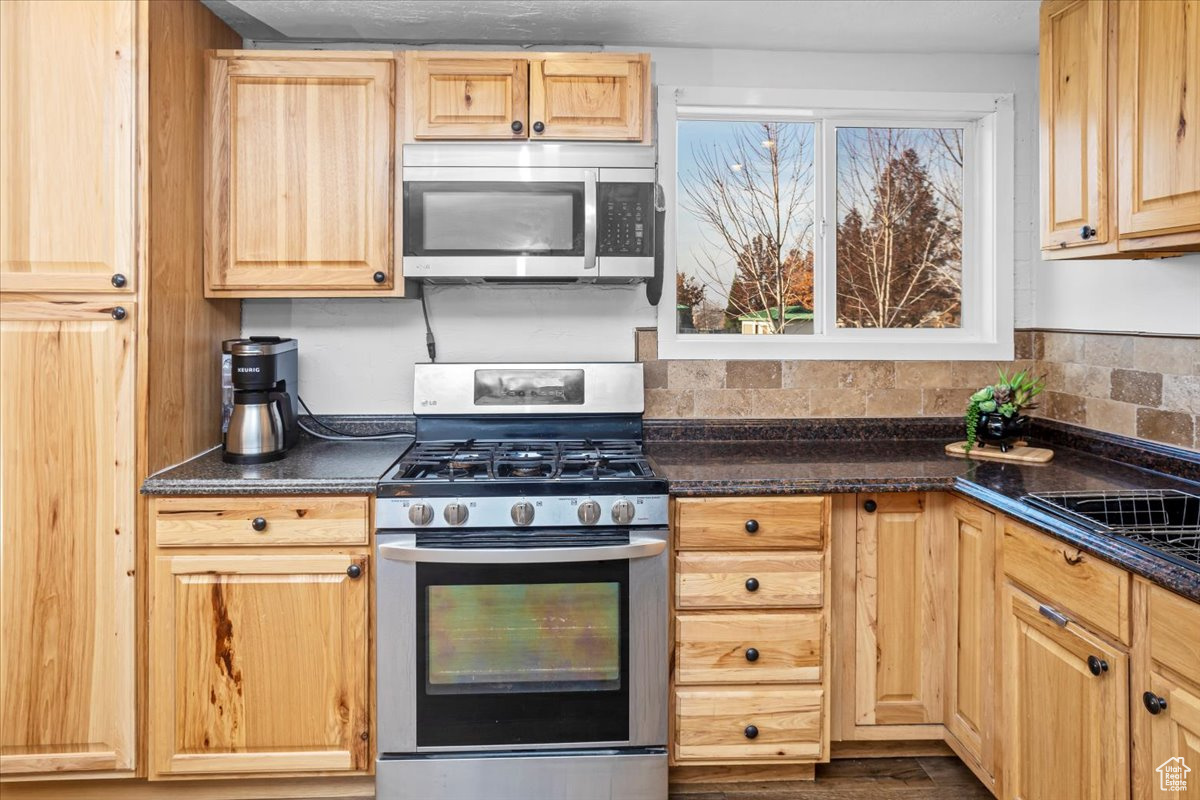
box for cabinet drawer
[675,496,825,550]
[154,496,370,547]
[676,552,822,608]
[675,688,823,762]
[676,612,822,684]
[1146,582,1200,680]
[1001,520,1130,643]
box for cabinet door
[1001,584,1128,800]
[0,0,138,293]
[1038,0,1111,251]
[150,553,370,777]
[1139,673,1200,799]
[0,300,136,775]
[1118,0,1200,239]
[945,500,996,780]
[408,54,528,139]
[854,493,943,725]
[206,53,397,295]
[528,55,648,141]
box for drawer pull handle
[346,564,363,579]
[744,577,759,592]
[863,499,877,513]
[743,725,758,739]
[744,519,759,533]
[1087,655,1108,676]
[1038,604,1069,627]
[1143,691,1167,714]
[251,517,268,532]
[745,647,759,662]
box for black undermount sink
[1022,489,1200,571]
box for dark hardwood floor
[669,757,992,799]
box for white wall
[243,43,1045,413]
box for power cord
[420,288,437,362]
[297,395,412,440]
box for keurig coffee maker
[221,337,299,464]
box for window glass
[677,120,816,335]
[835,127,964,329]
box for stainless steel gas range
[375,363,668,800]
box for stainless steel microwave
[402,144,658,283]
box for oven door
[376,529,667,753]
[403,167,596,280]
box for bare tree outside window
[677,121,816,335]
[835,127,964,329]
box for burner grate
[393,438,654,483]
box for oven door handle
[378,536,665,564]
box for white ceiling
[204,0,1040,55]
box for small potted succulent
[964,368,1046,453]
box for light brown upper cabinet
[1039,0,1113,254]
[1117,0,1200,246]
[406,52,650,142]
[0,0,139,293]
[1039,0,1200,258]
[205,51,401,297]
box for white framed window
[658,87,1014,360]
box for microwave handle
[379,535,665,565]
[583,169,597,270]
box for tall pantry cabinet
[0,0,241,779]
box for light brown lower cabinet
[944,499,996,786]
[0,300,136,777]
[671,495,830,768]
[1000,582,1129,800]
[150,549,371,777]
[1132,578,1200,799]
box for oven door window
[416,559,629,748]
[404,182,585,256]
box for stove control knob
[408,503,434,526]
[578,500,602,525]
[511,501,535,526]
[611,499,636,526]
[443,502,469,526]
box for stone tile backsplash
[635,329,1200,452]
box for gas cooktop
[384,439,657,483]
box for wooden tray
[944,441,1054,464]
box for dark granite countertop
[646,433,1200,603]
[141,432,411,496]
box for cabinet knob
[863,499,877,513]
[1080,225,1096,240]
[1087,655,1108,676]
[743,725,758,739]
[532,121,545,134]
[1143,691,1167,715]
[111,273,127,288]
[251,517,267,532]
[511,120,523,133]
[111,306,127,321]
[745,647,759,662]
[347,564,362,579]
[373,271,386,284]
[744,519,759,533]
[744,577,759,592]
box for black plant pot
[976,412,1030,453]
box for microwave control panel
[597,183,654,257]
